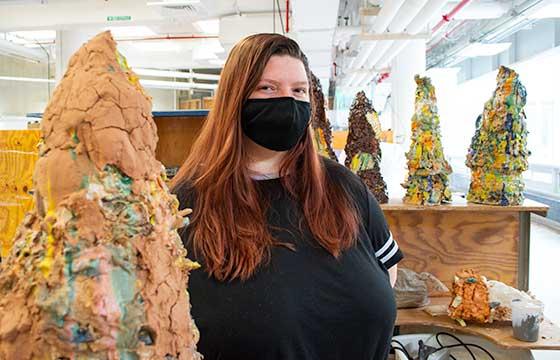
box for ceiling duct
[350,0,428,87]
[347,0,406,70]
[427,0,543,68]
[374,0,449,69]
[156,2,208,19]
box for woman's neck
[244,137,287,177]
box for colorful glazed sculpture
[466,66,530,205]
[310,72,337,161]
[402,75,452,205]
[448,269,536,326]
[0,31,202,360]
[344,91,388,203]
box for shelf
[152,110,209,118]
[397,297,560,351]
[382,194,549,216]
[26,109,210,119]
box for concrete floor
[529,216,560,360]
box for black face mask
[241,97,311,152]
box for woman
[172,33,403,360]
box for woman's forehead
[260,55,309,84]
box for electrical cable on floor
[390,331,496,360]
[391,339,412,359]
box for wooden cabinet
[382,195,548,290]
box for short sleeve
[364,186,403,270]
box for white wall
[433,47,560,173]
[0,54,52,117]
[0,53,178,117]
[147,88,175,111]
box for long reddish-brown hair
[171,33,359,281]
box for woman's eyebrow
[292,81,309,86]
[259,78,281,85]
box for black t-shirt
[175,159,403,360]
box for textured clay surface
[0,31,202,360]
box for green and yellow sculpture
[466,66,529,205]
[402,75,452,205]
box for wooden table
[381,195,549,291]
[0,130,40,258]
[151,110,207,169]
[397,297,560,351]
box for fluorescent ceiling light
[0,76,55,83]
[131,41,179,52]
[8,30,56,42]
[527,3,560,19]
[205,38,225,53]
[193,47,218,60]
[105,26,156,38]
[133,68,220,81]
[140,79,217,91]
[426,67,461,77]
[5,34,28,45]
[456,42,512,58]
[194,19,219,35]
[208,59,226,66]
[147,0,200,5]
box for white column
[379,40,425,199]
[55,30,95,83]
[390,39,426,146]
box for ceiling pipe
[342,72,358,87]
[426,19,468,54]
[431,0,473,35]
[139,79,217,91]
[430,0,544,68]
[349,0,406,70]
[350,73,367,87]
[371,0,427,60]
[373,0,449,70]
[132,68,220,81]
[116,34,219,42]
[352,0,428,87]
[286,0,290,33]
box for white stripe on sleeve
[374,233,394,258]
[380,242,400,264]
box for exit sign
[107,15,132,21]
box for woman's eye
[259,85,274,91]
[294,88,307,95]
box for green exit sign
[107,15,132,21]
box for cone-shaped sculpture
[310,73,338,161]
[402,75,452,205]
[0,31,202,360]
[344,91,388,203]
[466,66,530,206]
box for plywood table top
[382,195,549,216]
[396,297,560,350]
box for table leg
[518,212,531,291]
